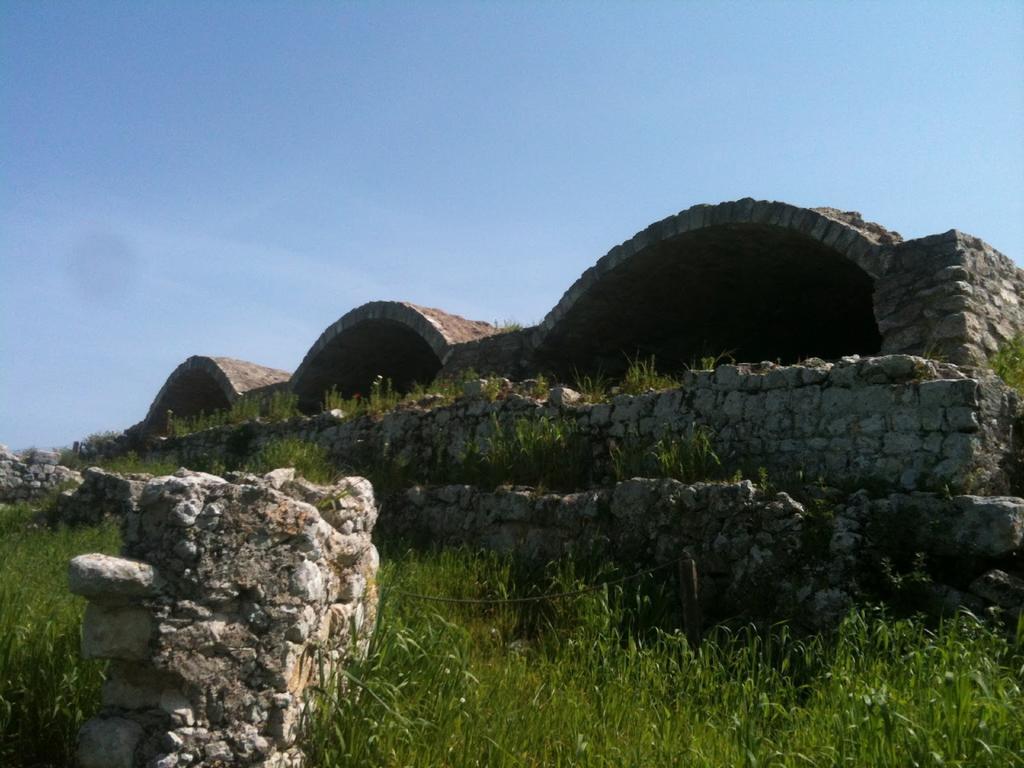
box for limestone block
[69,554,161,602]
[78,717,144,768]
[548,386,582,407]
[950,497,1024,557]
[82,604,152,660]
[969,569,1024,611]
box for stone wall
[438,328,536,381]
[382,479,1024,627]
[154,356,1021,496]
[878,231,1024,366]
[0,444,81,502]
[71,469,378,768]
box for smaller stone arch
[290,301,497,411]
[142,356,291,435]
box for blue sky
[2,1,1022,450]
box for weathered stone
[950,496,1024,557]
[82,604,152,660]
[969,570,1024,612]
[78,717,144,768]
[548,386,582,407]
[69,554,161,602]
[74,470,378,768]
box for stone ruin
[70,469,378,768]
[114,198,1023,438]
[0,444,81,502]
[50,198,1024,766]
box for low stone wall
[155,356,1021,496]
[383,479,1024,627]
[71,469,378,768]
[0,445,81,502]
[54,467,150,527]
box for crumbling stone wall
[156,356,1021,496]
[0,444,81,502]
[71,469,378,768]
[383,479,1024,628]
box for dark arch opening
[293,319,444,412]
[151,370,233,433]
[537,223,882,379]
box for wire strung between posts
[389,557,689,605]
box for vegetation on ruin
[246,438,336,485]
[493,319,525,333]
[168,389,302,437]
[620,354,682,394]
[305,547,1024,768]
[0,502,120,767]
[459,416,592,491]
[992,333,1024,395]
[610,427,723,484]
[2,501,1022,767]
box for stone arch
[532,198,901,378]
[142,356,291,435]
[290,301,497,411]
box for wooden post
[678,558,702,646]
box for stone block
[78,717,144,768]
[69,554,161,602]
[82,604,153,661]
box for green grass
[992,333,1024,395]
[167,389,301,437]
[620,355,681,395]
[610,428,723,484]
[367,416,594,493]
[246,438,337,485]
[305,547,1024,768]
[572,370,611,404]
[0,503,121,767]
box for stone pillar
[70,468,378,768]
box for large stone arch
[142,356,291,435]
[290,301,497,411]
[532,198,902,378]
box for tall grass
[620,355,680,395]
[246,438,336,485]
[610,428,722,484]
[304,548,1024,768]
[0,503,120,766]
[168,390,300,437]
[464,416,593,491]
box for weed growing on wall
[620,355,681,395]
[460,416,593,491]
[245,439,336,484]
[572,369,611,403]
[168,389,300,437]
[992,333,1024,395]
[611,428,723,484]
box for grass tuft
[992,333,1024,395]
